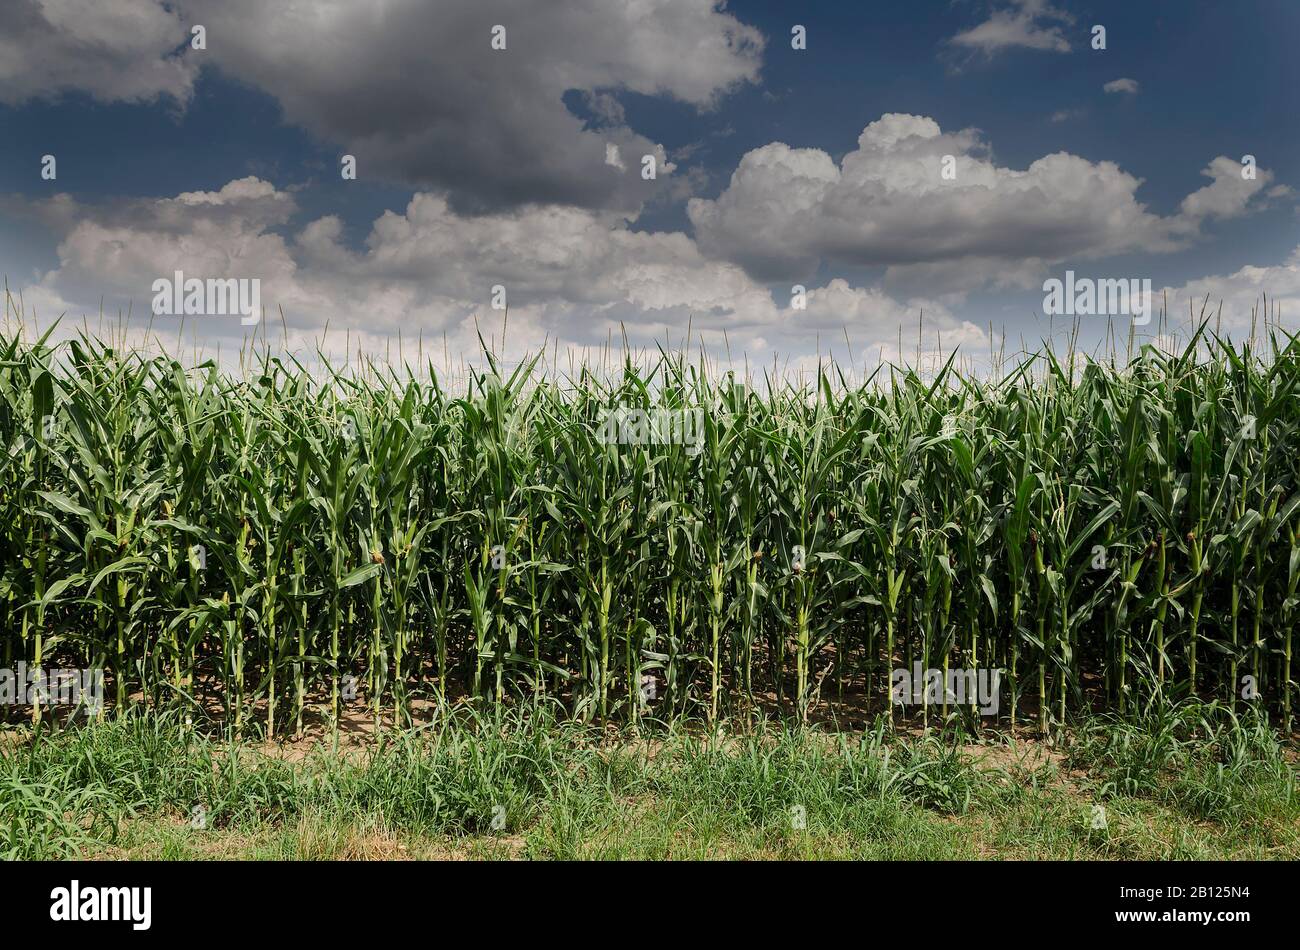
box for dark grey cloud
[181,0,764,213]
[0,1,764,214]
[0,0,196,105]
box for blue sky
[1,0,1296,370]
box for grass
[2,701,1295,860]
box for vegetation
[1,702,1295,860]
[3,301,1300,738]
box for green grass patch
[2,702,1296,860]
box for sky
[1,0,1297,374]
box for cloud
[7,178,296,305]
[947,0,1073,57]
[0,1,764,215]
[0,0,197,105]
[11,178,970,368]
[1176,156,1276,222]
[166,0,764,214]
[687,113,1278,294]
[787,278,953,331]
[1161,245,1300,333]
[1103,78,1139,95]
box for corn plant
[3,296,1299,738]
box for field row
[2,326,1299,734]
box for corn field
[2,318,1299,737]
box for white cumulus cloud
[687,113,1279,295]
[9,179,971,370]
[947,0,1073,57]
